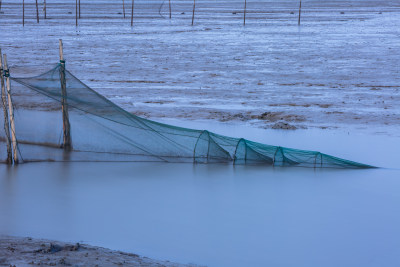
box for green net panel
[0,64,374,168]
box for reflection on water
[1,162,400,267]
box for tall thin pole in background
[169,0,171,19]
[22,0,25,26]
[243,0,247,25]
[298,0,302,25]
[191,0,195,25]
[131,0,134,26]
[75,0,78,26]
[79,0,81,19]
[123,0,125,18]
[44,0,47,19]
[0,0,2,12]
[35,0,39,23]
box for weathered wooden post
[191,0,195,25]
[298,0,302,25]
[3,55,19,164]
[35,0,39,23]
[243,0,247,25]
[169,0,171,19]
[79,0,81,19]
[130,0,134,26]
[123,0,125,18]
[22,0,25,26]
[59,40,72,150]
[0,50,12,164]
[75,0,78,26]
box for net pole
[243,0,246,25]
[123,0,125,18]
[130,0,134,26]
[79,0,81,19]
[0,50,12,164]
[169,0,171,19]
[75,0,78,26]
[3,54,19,164]
[35,0,39,23]
[44,0,47,19]
[191,0,195,25]
[298,0,302,25]
[59,40,72,150]
[22,0,25,27]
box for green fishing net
[0,64,374,168]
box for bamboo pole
[298,0,302,26]
[130,0,134,26]
[59,40,72,150]
[75,0,78,26]
[123,0,125,18]
[44,0,46,19]
[243,0,247,25]
[191,0,195,26]
[3,55,19,164]
[169,0,171,19]
[22,0,25,26]
[35,0,39,23]
[0,50,12,164]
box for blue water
[1,127,400,267]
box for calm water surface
[1,128,400,267]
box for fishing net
[0,63,373,168]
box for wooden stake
[298,0,302,26]
[79,0,81,19]
[169,0,171,19]
[3,55,19,164]
[35,0,39,23]
[75,0,78,26]
[59,40,72,150]
[44,0,46,19]
[191,0,195,26]
[123,0,125,18]
[243,0,247,25]
[22,0,25,26]
[0,50,12,164]
[130,0,134,26]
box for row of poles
[16,0,302,27]
[0,40,72,165]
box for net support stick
[59,40,72,150]
[22,0,25,26]
[243,0,247,25]
[131,0,134,26]
[191,0,195,25]
[44,0,46,19]
[79,0,81,19]
[35,0,39,23]
[75,0,78,26]
[298,0,302,25]
[3,55,19,164]
[0,50,12,164]
[169,0,171,19]
[123,0,125,18]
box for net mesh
[0,63,374,168]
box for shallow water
[1,126,399,267]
